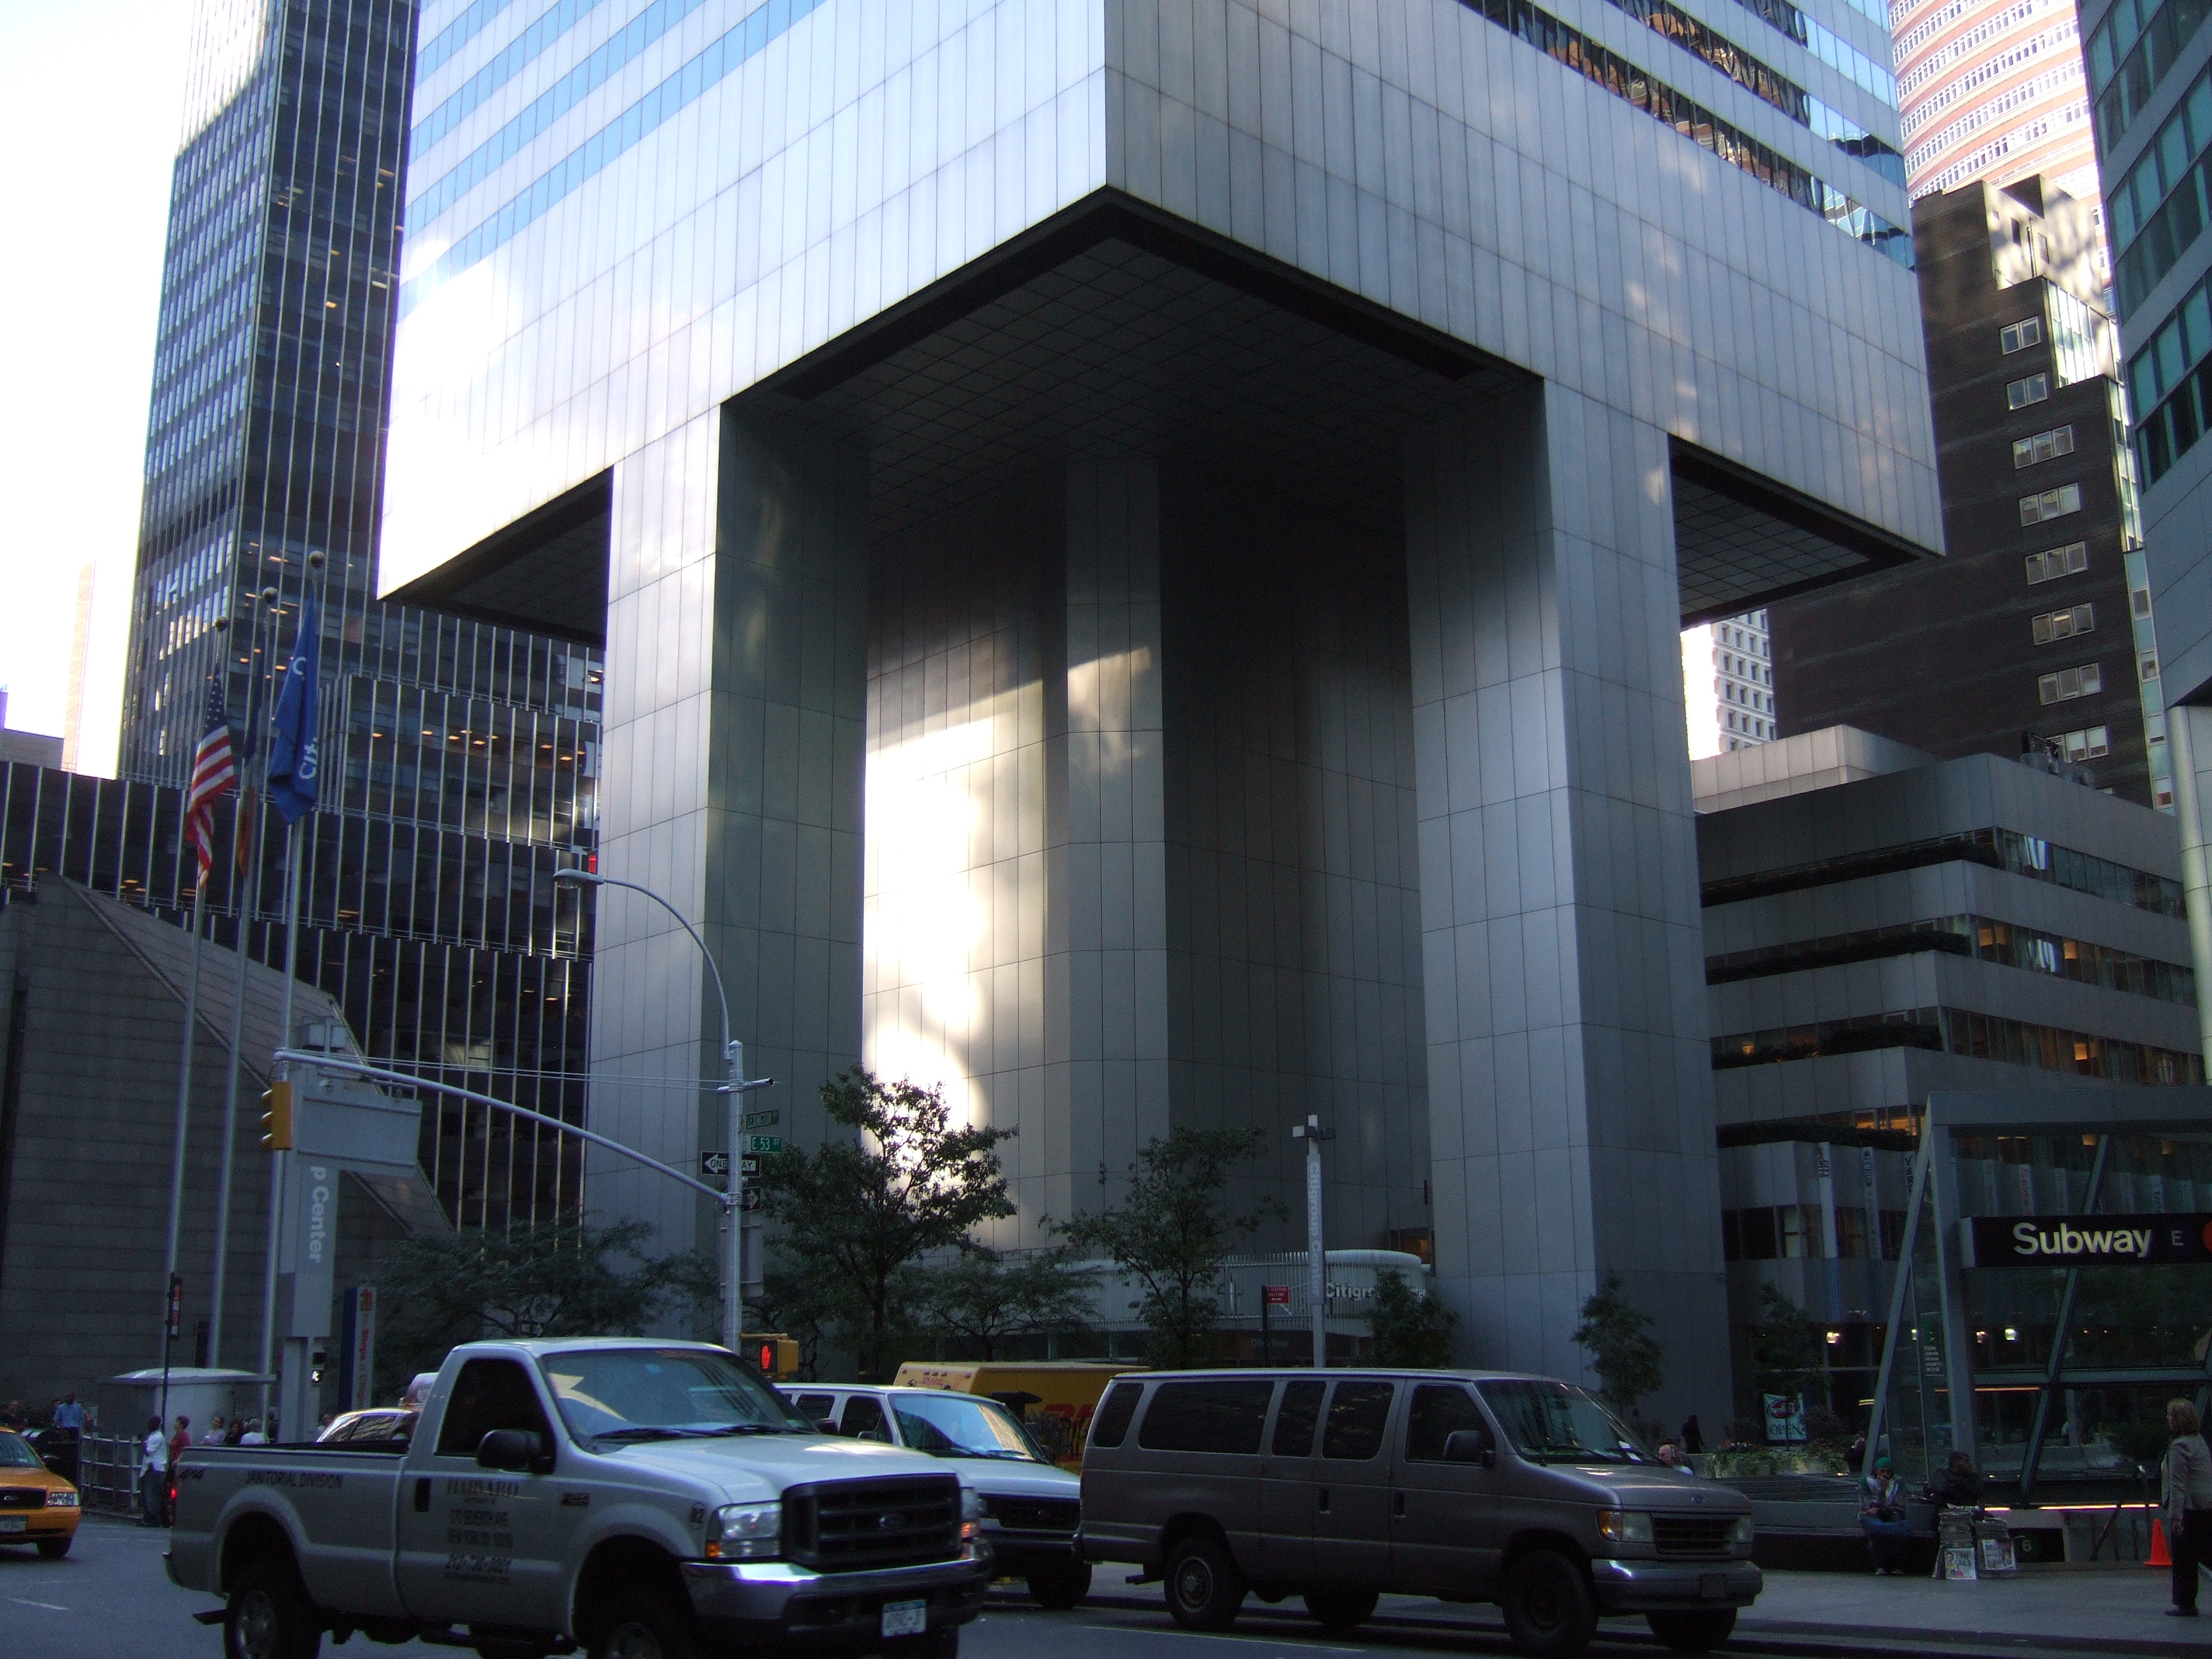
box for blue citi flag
[266,585,322,825]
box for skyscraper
[1683,610,1779,757]
[115,0,604,1232]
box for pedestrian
[239,1417,267,1446]
[1656,1438,1698,1474]
[1929,1450,1984,1511]
[140,1415,170,1526]
[50,1393,84,1436]
[1680,1415,1704,1455]
[169,1415,193,1466]
[2163,1398,2212,1618]
[1860,1455,1913,1575]
[208,1414,226,1444]
[224,1416,246,1446]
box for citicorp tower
[381,0,1940,1418]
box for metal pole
[1292,1115,1332,1368]
[1863,1122,1933,1482]
[257,819,303,1426]
[2020,1134,2110,1502]
[160,884,207,1365]
[725,1038,743,1352]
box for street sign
[166,1273,185,1339]
[745,1109,780,1129]
[701,1152,730,1177]
[739,1155,760,1177]
[1963,1212,2212,1267]
[1262,1284,1291,1306]
[739,1188,763,1212]
[743,1135,782,1153]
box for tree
[755,1069,1016,1380]
[374,1218,718,1400]
[744,1268,842,1382]
[913,1248,1095,1360]
[1747,1282,1824,1428]
[1572,1271,1665,1411]
[1055,1125,1285,1368]
[1367,1268,1458,1366]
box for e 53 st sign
[1962,1213,2212,1267]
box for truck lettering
[447,1529,516,1549]
[244,1470,343,1489]
[452,1508,510,1527]
[443,1553,511,1584]
[446,1477,520,1500]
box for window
[2002,317,2045,352]
[2039,663,2104,703]
[1089,1382,1141,1451]
[1272,1379,1325,1456]
[2008,373,2051,409]
[2013,426,2077,467]
[2032,603,2095,644]
[1404,1385,1490,1462]
[2026,541,2089,583]
[2020,484,2083,524]
[2134,586,2155,616]
[2057,725,2112,760]
[436,1358,555,1458]
[1321,1382,1396,1460]
[840,1395,889,1440]
[1137,1380,1274,1455]
[791,1393,836,1421]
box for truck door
[1311,1380,1398,1587]
[1390,1382,1504,1596]
[395,1358,565,1630]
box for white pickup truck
[167,1338,991,1659]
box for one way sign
[701,1152,729,1178]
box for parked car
[1080,1369,1758,1657]
[785,1385,1089,1608]
[168,1339,992,1659]
[0,1428,80,1559]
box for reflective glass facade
[113,0,604,1228]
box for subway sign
[1962,1213,2212,1267]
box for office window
[2039,663,2104,703]
[2032,603,2096,644]
[2057,725,2112,760]
[2026,541,2090,583]
[2008,373,2051,408]
[2002,317,2044,352]
[2020,484,2083,524]
[2013,426,2077,467]
[2142,651,2162,680]
[2133,586,2155,616]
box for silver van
[1079,1369,1758,1657]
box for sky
[0,1,192,772]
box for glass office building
[108,0,604,1230]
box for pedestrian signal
[259,1080,294,1151]
[742,1332,799,1379]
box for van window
[1090,1382,1142,1450]
[1137,1381,1275,1454]
[1272,1379,1324,1456]
[840,1395,889,1440]
[1321,1381,1395,1460]
[791,1393,836,1420]
[1405,1384,1487,1462]
[436,1358,554,1458]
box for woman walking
[2164,1398,2212,1616]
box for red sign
[1262,1285,1291,1306]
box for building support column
[1405,382,1730,1425]
[2168,704,2212,1058]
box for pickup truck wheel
[1499,1549,1597,1658]
[586,1591,694,1659]
[1303,1588,1379,1632]
[1025,1561,1092,1609]
[1164,1538,1245,1632]
[225,1560,322,1659]
[1646,1609,1737,1653]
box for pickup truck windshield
[890,1394,1045,1461]
[1476,1379,1654,1465]
[542,1347,816,1442]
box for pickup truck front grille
[990,1497,1079,1533]
[1652,1515,1735,1559]
[784,1476,962,1572]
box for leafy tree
[374,1218,718,1400]
[1572,1271,1665,1411]
[1747,1282,1823,1402]
[1367,1268,1459,1366]
[914,1248,1095,1360]
[755,1069,1016,1380]
[744,1268,842,1382]
[1055,1125,1285,1368]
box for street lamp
[1291,1114,1334,1368]
[552,868,770,1351]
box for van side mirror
[477,1429,548,1473]
[1443,1429,1496,1467]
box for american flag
[183,676,235,884]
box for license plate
[1699,1573,1728,1600]
[0,1518,24,1534]
[881,1599,929,1638]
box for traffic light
[259,1080,294,1151]
[742,1333,799,1379]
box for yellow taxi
[0,1429,78,1557]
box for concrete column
[1405,381,1730,1425]
[2167,704,2212,1059]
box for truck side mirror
[477,1429,546,1473]
[1442,1429,1496,1467]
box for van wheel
[586,1590,694,1659]
[1647,1609,1737,1653]
[1026,1561,1093,1609]
[225,1559,322,1659]
[1303,1588,1379,1632]
[1500,1549,1597,1657]
[1164,1537,1246,1631]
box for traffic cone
[2150,1519,2172,1567]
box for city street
[5,1516,2203,1659]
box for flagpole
[208,590,279,1367]
[256,819,301,1428]
[160,878,207,1367]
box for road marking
[10,1597,68,1611]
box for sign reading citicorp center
[1961,1213,2212,1267]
